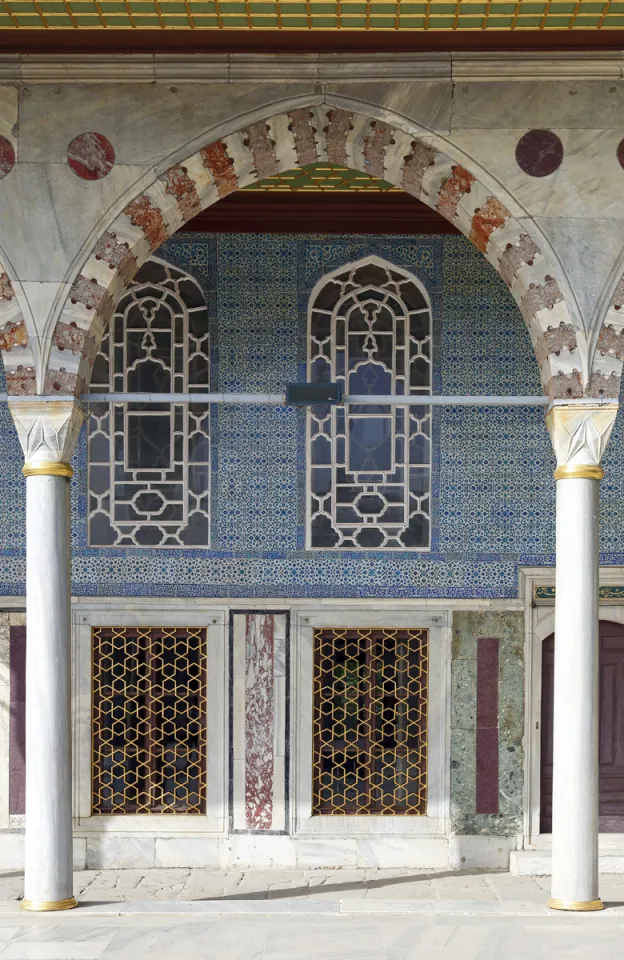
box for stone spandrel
[7,399,85,466]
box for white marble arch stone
[290,608,451,838]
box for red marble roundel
[617,139,624,170]
[67,132,115,180]
[0,136,15,179]
[515,129,563,178]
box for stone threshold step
[0,899,619,918]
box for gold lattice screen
[312,627,428,815]
[92,626,207,814]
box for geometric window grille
[92,626,207,814]
[88,256,210,547]
[312,627,428,815]
[307,256,432,550]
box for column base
[547,897,604,912]
[20,897,77,912]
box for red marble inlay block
[498,234,538,288]
[124,195,169,251]
[69,275,107,312]
[469,197,510,254]
[0,320,27,352]
[520,276,562,326]
[363,120,395,179]
[67,132,115,180]
[200,141,238,198]
[53,319,86,355]
[0,136,15,179]
[288,108,318,166]
[325,109,353,166]
[436,165,475,222]
[0,272,15,302]
[476,637,499,815]
[93,232,137,284]
[245,613,274,830]
[243,121,279,181]
[160,165,202,222]
[5,367,36,395]
[402,140,436,198]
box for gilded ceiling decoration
[245,164,400,193]
[0,0,621,30]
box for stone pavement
[0,868,580,906]
[0,870,620,958]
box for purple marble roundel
[617,139,624,170]
[67,132,115,180]
[515,130,563,178]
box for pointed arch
[43,105,584,400]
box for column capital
[546,402,619,478]
[7,399,85,473]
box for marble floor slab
[0,914,622,960]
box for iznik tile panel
[1,233,624,599]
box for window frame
[291,609,451,838]
[87,255,211,549]
[72,602,228,835]
[305,255,433,553]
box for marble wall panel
[16,82,321,167]
[325,81,452,134]
[450,127,624,221]
[231,612,288,833]
[450,611,524,837]
[452,80,624,131]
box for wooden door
[541,620,624,833]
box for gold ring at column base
[20,896,78,912]
[547,897,604,912]
[22,462,73,479]
[553,464,604,481]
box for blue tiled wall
[1,233,623,598]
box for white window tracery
[307,256,432,551]
[88,257,210,548]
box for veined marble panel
[231,612,288,833]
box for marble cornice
[0,50,621,83]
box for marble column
[546,401,619,912]
[8,400,84,912]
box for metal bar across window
[0,392,552,406]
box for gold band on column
[20,896,78,912]
[22,462,73,479]
[547,897,604,912]
[554,464,604,481]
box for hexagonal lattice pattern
[92,626,207,814]
[312,627,427,815]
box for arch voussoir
[44,103,586,401]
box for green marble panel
[450,610,524,836]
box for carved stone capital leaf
[546,402,619,468]
[8,400,85,466]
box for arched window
[307,256,432,551]
[88,257,210,547]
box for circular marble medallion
[515,130,563,178]
[67,132,115,180]
[0,136,15,179]
[617,138,624,170]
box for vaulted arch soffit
[1,99,620,401]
